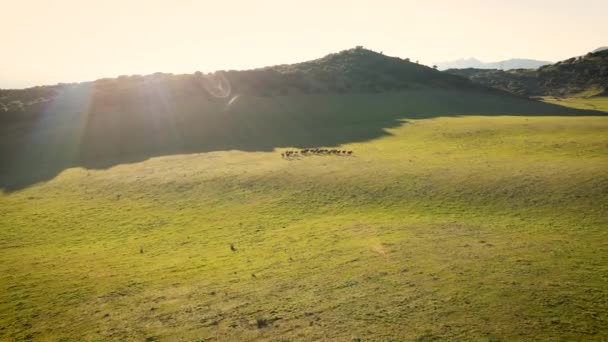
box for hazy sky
[1,0,606,88]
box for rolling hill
[0,47,473,118]
[1,48,607,341]
[0,47,579,192]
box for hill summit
[264,47,472,91]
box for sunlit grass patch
[1,114,607,340]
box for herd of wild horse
[281,149,353,158]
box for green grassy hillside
[1,49,607,340]
[2,88,594,192]
[542,93,608,111]
[1,105,607,340]
[0,47,494,192]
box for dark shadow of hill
[0,88,605,192]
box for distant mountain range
[593,46,608,53]
[445,49,608,97]
[435,58,552,71]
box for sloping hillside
[1,48,607,341]
[446,49,608,96]
[1,114,608,341]
[2,47,592,192]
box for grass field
[542,88,608,111]
[543,96,608,112]
[1,95,608,340]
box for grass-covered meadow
[1,94,607,340]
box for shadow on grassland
[0,87,605,192]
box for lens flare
[197,72,231,98]
[226,94,241,110]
